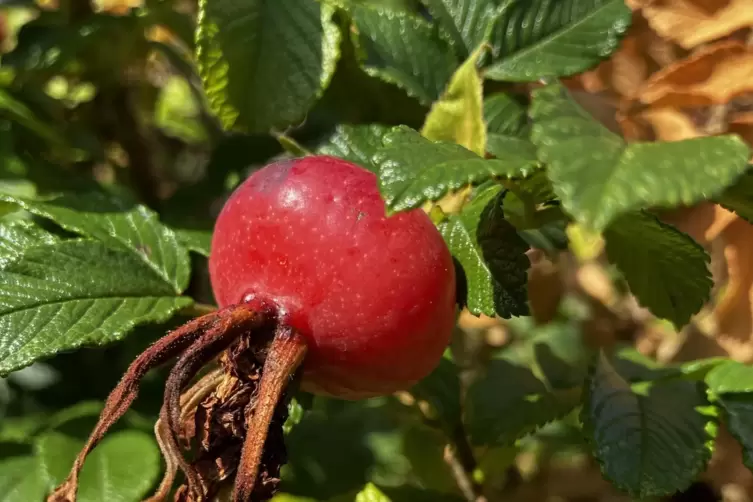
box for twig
[444,425,487,502]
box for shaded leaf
[196,0,341,132]
[465,325,584,446]
[36,429,160,502]
[317,123,391,172]
[715,170,753,224]
[421,44,487,155]
[0,455,47,502]
[483,92,529,137]
[603,211,712,328]
[715,394,753,471]
[0,239,192,375]
[530,84,751,231]
[410,353,461,430]
[375,126,537,213]
[582,351,715,498]
[439,185,529,318]
[350,5,457,104]
[486,0,631,82]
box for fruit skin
[209,155,456,399]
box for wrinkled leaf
[0,220,59,268]
[0,239,192,375]
[530,84,751,231]
[0,192,191,292]
[582,351,715,498]
[603,211,712,328]
[483,92,529,137]
[350,5,457,104]
[486,0,631,81]
[421,0,499,58]
[196,0,341,132]
[317,124,391,172]
[375,126,537,213]
[439,185,529,318]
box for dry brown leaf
[728,111,753,145]
[658,202,738,245]
[638,41,753,108]
[566,12,668,99]
[632,0,753,49]
[638,106,702,140]
[714,217,753,353]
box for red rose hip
[209,155,456,399]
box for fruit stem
[233,325,308,502]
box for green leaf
[316,123,391,172]
[410,353,461,430]
[485,134,537,162]
[0,455,47,502]
[715,394,753,471]
[714,170,753,224]
[421,44,487,155]
[350,5,457,105]
[36,429,161,502]
[485,0,631,82]
[465,320,587,446]
[706,360,753,394]
[582,351,716,498]
[375,126,537,212]
[421,0,499,59]
[603,211,712,328]
[0,192,191,292]
[356,483,391,502]
[439,185,529,318]
[196,0,341,132]
[483,92,529,138]
[0,239,192,375]
[0,220,58,268]
[174,228,212,257]
[530,84,752,231]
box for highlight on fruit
[47,156,456,502]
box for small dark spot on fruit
[357,211,366,221]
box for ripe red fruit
[209,155,456,398]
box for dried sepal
[234,326,307,501]
[47,304,269,502]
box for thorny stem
[47,304,267,502]
[233,326,308,502]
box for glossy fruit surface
[209,156,456,398]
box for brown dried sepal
[174,331,295,501]
[47,304,309,502]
